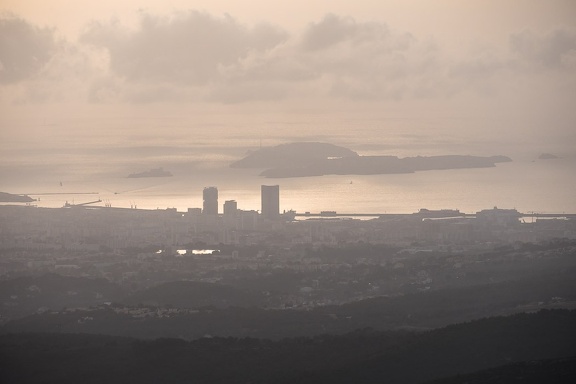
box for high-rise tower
[223,200,238,217]
[261,185,279,219]
[203,187,218,215]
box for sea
[1,111,575,215]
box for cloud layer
[0,16,56,84]
[1,11,575,105]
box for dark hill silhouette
[4,272,575,340]
[1,310,576,384]
[425,356,576,384]
[0,192,34,203]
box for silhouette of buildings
[223,200,238,217]
[261,185,280,220]
[203,187,218,215]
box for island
[538,153,559,160]
[231,142,512,178]
[0,192,35,203]
[231,142,358,169]
[127,167,173,178]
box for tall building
[261,185,279,219]
[223,200,238,216]
[203,187,218,215]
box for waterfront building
[261,185,280,220]
[203,187,218,215]
[223,200,238,217]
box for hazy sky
[1,0,575,148]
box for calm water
[1,113,575,214]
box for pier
[294,212,576,219]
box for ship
[127,167,173,178]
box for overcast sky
[1,0,575,147]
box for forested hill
[1,309,576,384]
[4,271,575,340]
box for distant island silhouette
[231,142,512,178]
[127,167,173,178]
[538,153,559,160]
[0,192,35,203]
[231,142,358,169]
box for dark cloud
[301,14,359,51]
[80,11,288,86]
[0,15,57,84]
[300,14,414,52]
[295,15,437,100]
[510,27,576,69]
